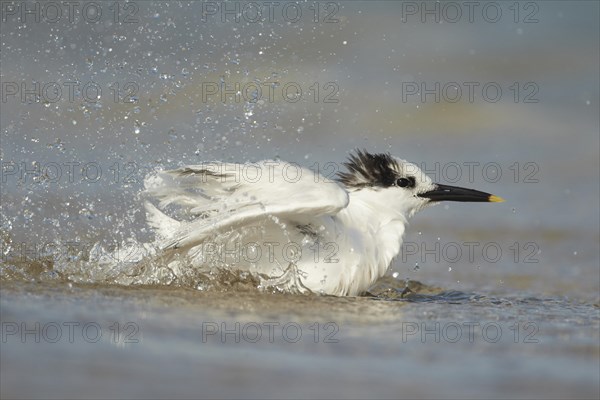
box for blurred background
[1,1,599,399]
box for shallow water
[1,1,599,398]
[2,279,598,399]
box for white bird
[143,150,503,296]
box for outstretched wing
[143,160,349,251]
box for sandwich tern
[143,150,503,296]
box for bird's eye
[396,177,415,188]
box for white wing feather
[143,161,349,251]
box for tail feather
[144,201,180,240]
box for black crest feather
[337,149,399,189]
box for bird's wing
[143,160,349,250]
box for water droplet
[448,267,452,272]
[392,271,399,278]
[243,103,254,119]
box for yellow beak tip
[488,195,505,203]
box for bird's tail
[144,201,181,241]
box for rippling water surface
[1,1,599,398]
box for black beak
[419,184,504,203]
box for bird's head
[337,150,504,219]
